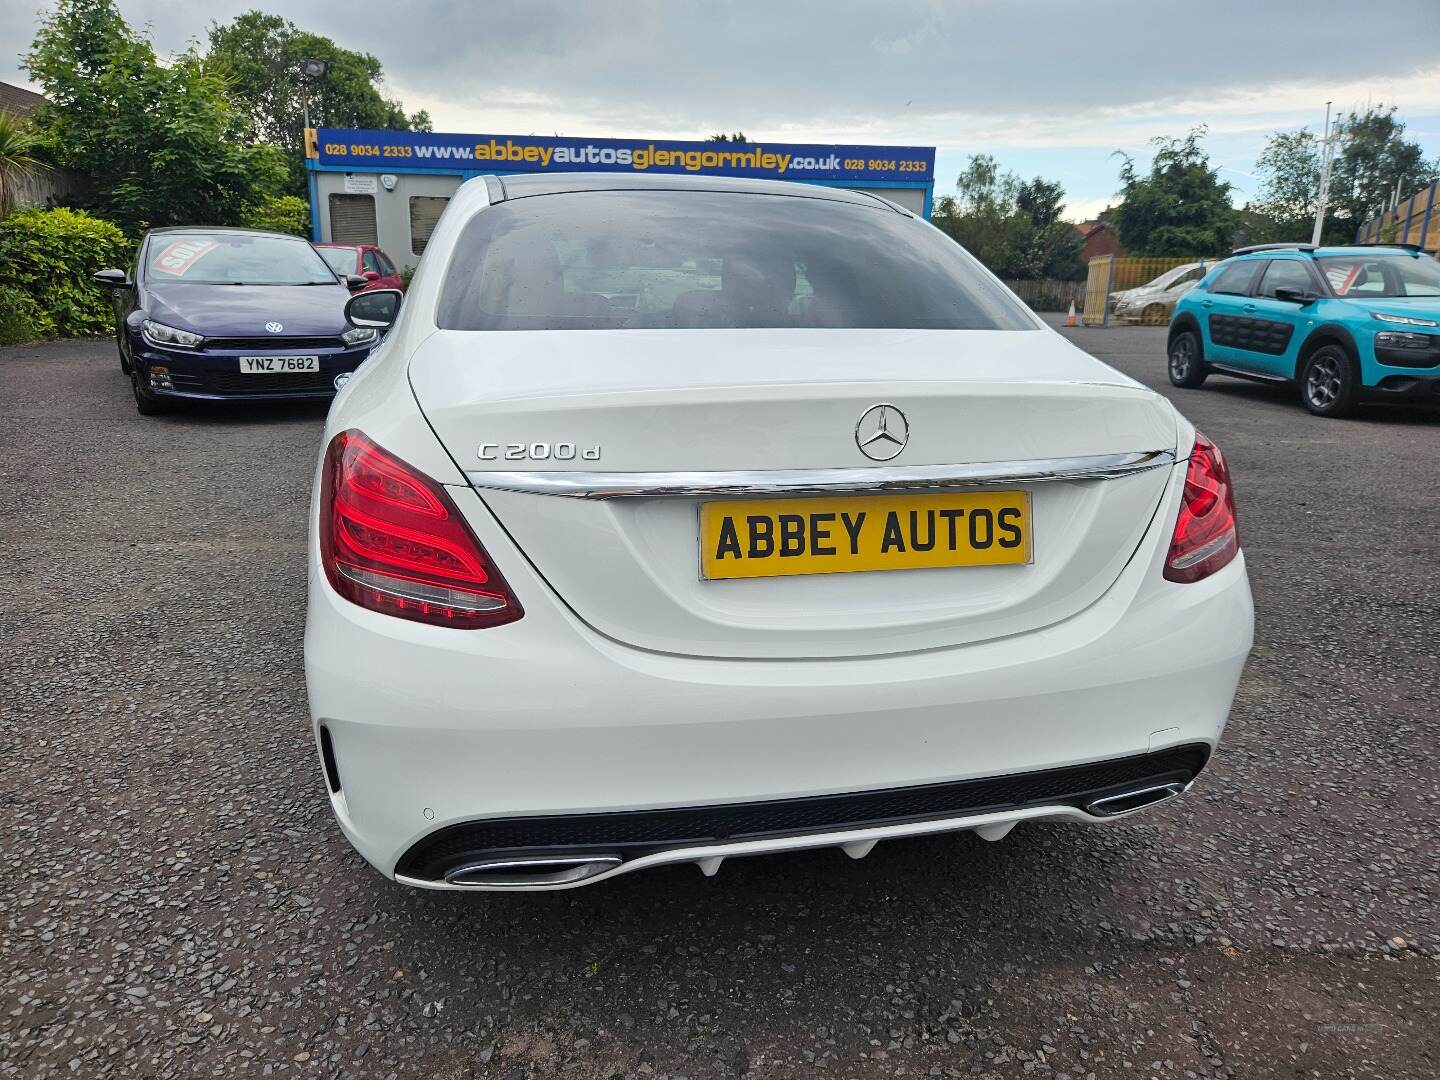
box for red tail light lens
[320,430,523,628]
[1164,430,1239,584]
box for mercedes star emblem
[855,403,909,461]
[265,321,284,333]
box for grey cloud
[4,0,1438,137]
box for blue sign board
[315,128,934,185]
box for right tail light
[319,430,523,628]
[1163,431,1239,583]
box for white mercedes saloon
[304,173,1253,891]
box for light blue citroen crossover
[1166,244,1440,417]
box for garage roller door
[409,196,449,255]
[329,194,377,245]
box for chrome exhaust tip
[1084,781,1186,818]
[443,854,622,888]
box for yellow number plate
[699,490,1033,580]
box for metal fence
[1355,179,1440,254]
[1001,277,1087,313]
[1081,255,1221,327]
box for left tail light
[319,430,523,628]
[1163,430,1239,584]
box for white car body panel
[305,174,1253,890]
[411,328,1180,658]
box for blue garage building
[306,127,936,269]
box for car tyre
[1167,328,1208,388]
[131,368,171,416]
[1299,344,1359,418]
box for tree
[208,11,432,195]
[1328,106,1438,230]
[931,155,1083,279]
[1015,177,1065,231]
[1252,128,1320,230]
[1111,128,1237,256]
[25,0,285,233]
[1252,105,1439,242]
[705,132,748,143]
[0,111,48,219]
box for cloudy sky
[5,0,1439,219]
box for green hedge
[246,194,310,237]
[0,286,41,345]
[0,207,133,339]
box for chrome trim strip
[1208,362,1288,384]
[465,449,1177,499]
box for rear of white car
[305,175,1252,890]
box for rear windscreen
[437,190,1035,331]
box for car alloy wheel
[1300,345,1358,418]
[1167,330,1207,388]
[1305,356,1340,407]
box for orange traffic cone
[1064,300,1078,327]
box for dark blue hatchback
[94,227,377,415]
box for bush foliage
[0,206,132,338]
[0,286,41,345]
[25,0,286,233]
[246,194,310,237]
[1111,130,1237,257]
[931,156,1085,280]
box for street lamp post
[296,58,328,133]
[296,58,329,245]
[1312,102,1341,247]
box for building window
[328,194,377,245]
[410,196,449,255]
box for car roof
[1312,245,1427,258]
[145,226,311,240]
[1230,243,1430,261]
[488,171,909,213]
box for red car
[315,243,405,293]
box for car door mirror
[346,288,402,329]
[1272,286,1316,305]
[93,268,130,288]
[344,274,369,291]
[361,270,380,282]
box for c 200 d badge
[478,442,601,462]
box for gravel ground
[2,323,1437,1080]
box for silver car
[1111,263,1211,323]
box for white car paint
[305,174,1253,890]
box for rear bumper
[394,742,1210,887]
[305,468,1254,887]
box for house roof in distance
[0,82,46,118]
